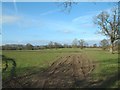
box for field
[2,48,119,88]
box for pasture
[2,48,119,88]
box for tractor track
[3,54,96,88]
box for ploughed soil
[3,54,96,88]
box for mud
[3,54,96,88]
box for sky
[2,2,116,46]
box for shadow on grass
[94,71,120,88]
[3,65,120,88]
[89,57,119,88]
[92,72,120,88]
[2,66,47,88]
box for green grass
[83,48,119,88]
[2,50,65,79]
[2,48,119,88]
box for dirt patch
[3,54,96,88]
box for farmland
[2,48,119,88]
[2,1,120,89]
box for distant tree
[54,42,62,49]
[100,39,109,50]
[54,42,58,49]
[94,8,119,53]
[63,44,69,48]
[48,41,54,49]
[16,45,24,50]
[78,39,85,49]
[39,46,46,49]
[33,46,39,50]
[85,42,89,48]
[72,38,78,48]
[93,44,97,48]
[26,43,33,50]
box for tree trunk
[110,42,114,54]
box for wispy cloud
[72,15,92,23]
[1,15,20,24]
[40,9,60,16]
[2,39,50,45]
[57,29,74,34]
[62,29,73,33]
[1,14,45,30]
[71,12,96,29]
[71,7,114,28]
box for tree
[72,38,78,48]
[48,41,54,49]
[63,44,69,48]
[26,43,33,50]
[57,1,78,13]
[100,39,109,50]
[93,44,97,48]
[78,39,85,49]
[113,40,120,52]
[85,42,89,48]
[94,8,119,53]
[53,42,62,49]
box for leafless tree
[48,41,54,49]
[57,0,78,13]
[78,39,85,49]
[72,38,78,48]
[94,8,119,53]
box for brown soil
[3,54,96,88]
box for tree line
[2,39,119,51]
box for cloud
[2,39,50,45]
[1,14,46,31]
[72,15,91,23]
[80,31,87,34]
[25,40,50,45]
[1,15,20,24]
[40,9,60,16]
[44,19,91,36]
[57,29,88,35]
[72,13,95,29]
[72,7,115,28]
[57,29,74,34]
[63,29,73,33]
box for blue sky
[2,2,116,46]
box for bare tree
[72,38,78,48]
[94,8,119,53]
[57,0,78,13]
[78,39,85,49]
[26,43,33,50]
[48,41,54,49]
[54,42,62,49]
[63,44,69,48]
[93,44,97,48]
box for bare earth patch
[3,54,96,88]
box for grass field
[2,48,119,88]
